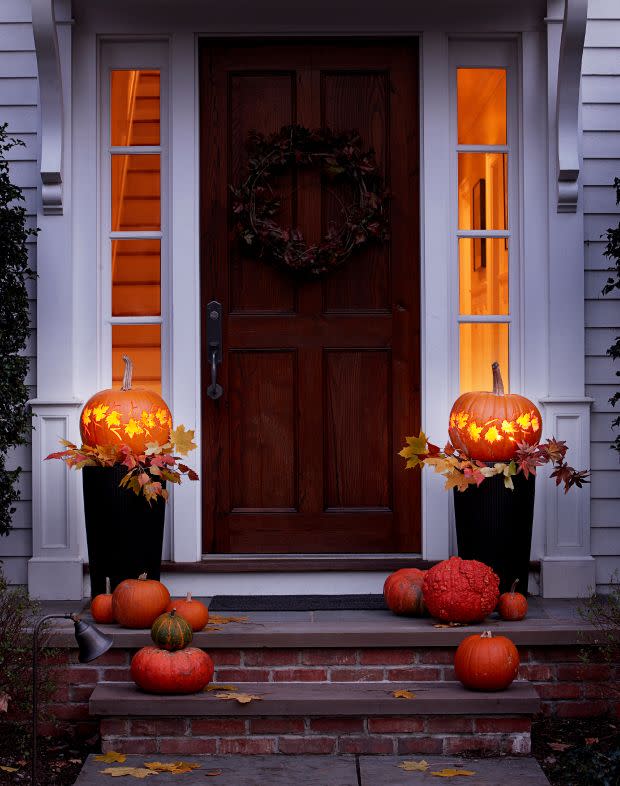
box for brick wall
[39,645,618,741]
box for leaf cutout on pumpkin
[391,689,416,699]
[99,767,156,778]
[95,752,127,764]
[430,769,476,778]
[398,760,429,771]
[144,761,201,773]
[215,692,263,704]
[205,684,237,692]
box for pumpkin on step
[454,630,520,691]
[90,577,115,624]
[497,579,528,621]
[422,557,499,623]
[166,592,209,631]
[383,568,427,616]
[112,573,170,629]
[131,646,214,694]
[151,609,193,651]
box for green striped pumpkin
[150,608,193,651]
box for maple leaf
[0,766,18,773]
[99,767,156,778]
[95,752,127,764]
[92,404,109,422]
[501,419,516,434]
[514,442,546,479]
[143,482,163,504]
[430,768,476,778]
[463,465,486,487]
[425,456,455,475]
[124,419,144,439]
[443,469,472,492]
[144,761,201,773]
[82,408,92,426]
[105,410,121,428]
[444,442,457,456]
[398,760,429,771]
[144,442,162,456]
[392,689,416,699]
[155,408,170,426]
[426,441,441,456]
[543,437,568,463]
[170,425,197,455]
[467,422,483,442]
[45,449,74,461]
[205,684,237,692]
[214,692,262,704]
[516,412,532,430]
[484,425,503,444]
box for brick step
[91,681,538,756]
[74,754,551,785]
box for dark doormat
[208,594,388,611]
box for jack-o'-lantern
[448,362,542,462]
[80,355,172,453]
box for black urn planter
[82,465,166,598]
[453,471,535,594]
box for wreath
[230,124,390,277]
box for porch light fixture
[32,614,113,784]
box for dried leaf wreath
[230,124,390,277]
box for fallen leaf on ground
[206,770,223,777]
[144,761,201,773]
[548,742,572,752]
[398,760,429,771]
[207,615,249,624]
[430,769,476,778]
[205,684,237,692]
[0,692,9,712]
[0,766,18,773]
[585,737,599,746]
[99,767,157,778]
[392,689,416,699]
[95,752,127,763]
[214,692,262,704]
[69,758,82,764]
[202,626,222,632]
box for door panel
[200,40,420,554]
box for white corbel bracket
[31,0,63,215]
[556,0,587,213]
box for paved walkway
[74,754,550,785]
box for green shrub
[602,178,620,455]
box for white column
[541,0,595,597]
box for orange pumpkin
[383,568,427,616]
[80,355,172,453]
[131,646,214,694]
[166,592,209,632]
[448,362,542,462]
[91,577,115,624]
[454,630,520,691]
[497,579,528,621]
[112,573,171,629]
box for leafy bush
[602,178,620,455]
[579,574,620,685]
[0,122,37,537]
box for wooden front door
[200,40,420,554]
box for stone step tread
[74,754,550,785]
[90,680,539,717]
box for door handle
[206,300,223,400]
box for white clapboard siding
[583,4,620,590]
[0,0,38,584]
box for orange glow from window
[112,239,161,316]
[459,323,509,393]
[458,153,507,231]
[111,70,160,146]
[112,324,161,394]
[457,68,506,145]
[458,238,508,316]
[111,154,160,232]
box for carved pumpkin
[151,608,193,651]
[166,593,209,632]
[91,577,115,624]
[80,355,172,452]
[454,630,520,691]
[112,573,171,629]
[131,646,214,694]
[497,579,528,621]
[422,557,500,623]
[383,568,427,616]
[448,362,542,462]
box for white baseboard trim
[541,556,596,598]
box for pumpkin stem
[510,579,519,594]
[169,608,176,617]
[138,572,148,581]
[481,630,493,639]
[121,354,133,391]
[105,577,111,595]
[492,362,505,395]
[186,592,192,602]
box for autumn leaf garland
[45,425,199,503]
[400,431,589,493]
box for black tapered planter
[83,466,166,598]
[453,471,535,594]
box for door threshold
[187,555,428,573]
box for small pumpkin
[422,556,500,623]
[497,579,528,621]
[112,573,171,629]
[454,630,520,691]
[131,646,214,694]
[448,362,542,462]
[91,577,115,624]
[166,592,209,632]
[383,568,427,616]
[80,355,172,453]
[151,608,193,651]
